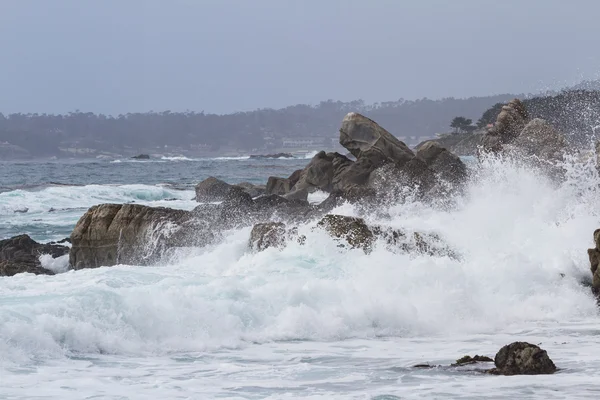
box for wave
[160,156,194,161]
[212,156,251,160]
[1,153,600,364]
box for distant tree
[450,116,473,134]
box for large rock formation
[266,112,467,205]
[195,177,234,202]
[489,342,556,375]
[510,118,567,163]
[0,234,69,276]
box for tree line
[0,95,514,157]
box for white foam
[39,254,70,274]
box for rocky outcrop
[417,141,467,185]
[489,342,556,375]
[69,203,200,269]
[587,228,600,295]
[481,98,529,153]
[340,112,415,166]
[0,234,69,276]
[416,133,484,157]
[317,214,375,252]
[131,154,150,160]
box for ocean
[1,154,600,399]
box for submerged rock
[489,342,556,375]
[0,234,69,276]
[131,154,150,160]
[249,153,294,159]
[452,355,494,366]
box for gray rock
[195,177,232,202]
[265,176,293,196]
[339,112,415,167]
[248,222,288,251]
[481,98,529,154]
[510,118,567,163]
[416,141,467,186]
[234,182,266,198]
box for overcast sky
[0,0,599,115]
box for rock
[587,228,600,295]
[14,207,29,214]
[248,222,287,251]
[131,154,150,160]
[290,151,353,195]
[0,234,69,276]
[265,176,293,196]
[481,99,529,154]
[489,342,556,375]
[368,158,437,199]
[510,118,567,163]
[416,141,467,185]
[69,203,199,269]
[234,182,266,198]
[452,355,494,366]
[416,133,484,157]
[339,112,415,167]
[249,153,294,159]
[316,214,375,252]
[318,185,378,212]
[195,177,233,202]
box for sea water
[1,154,600,399]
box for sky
[0,0,599,115]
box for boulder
[481,98,529,153]
[339,112,415,167]
[416,141,467,185]
[69,203,199,269]
[489,342,556,375]
[248,222,288,251]
[0,234,69,276]
[316,215,375,252]
[290,151,353,195]
[195,177,233,202]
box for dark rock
[288,169,303,187]
[291,151,353,195]
[265,176,293,196]
[452,355,494,366]
[587,228,600,296]
[318,185,378,212]
[416,141,467,185]
[14,207,29,214]
[0,234,68,276]
[248,222,287,251]
[195,177,233,202]
[316,214,375,252]
[489,342,556,375]
[132,154,150,160]
[48,237,71,245]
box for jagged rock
[289,151,353,196]
[0,234,68,276]
[248,222,287,251]
[317,214,375,252]
[481,99,529,153]
[339,112,415,167]
[416,141,467,185]
[195,177,233,202]
[489,342,556,375]
[69,203,201,269]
